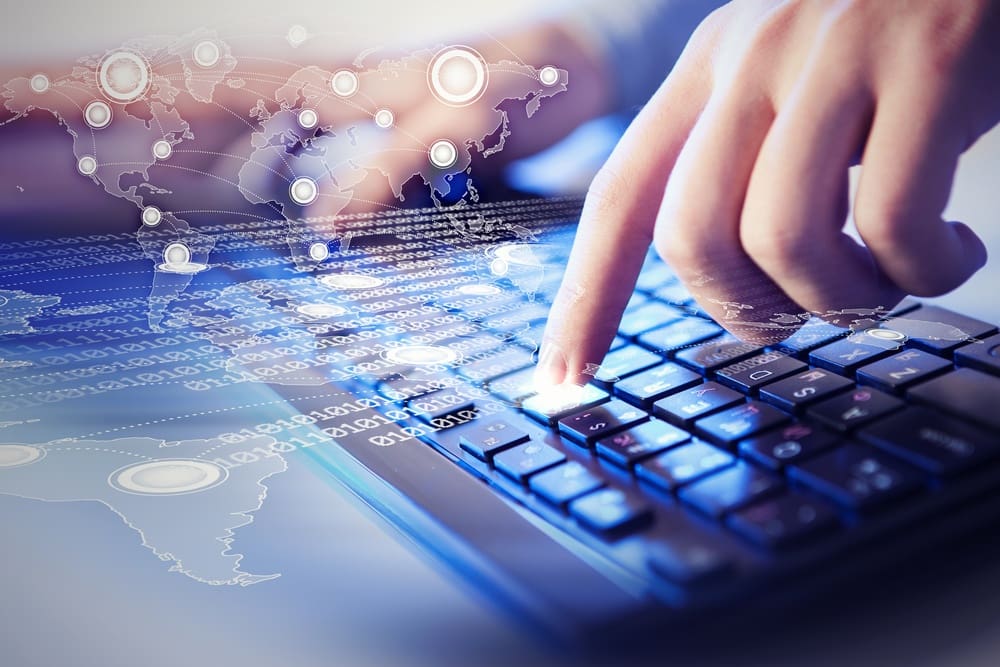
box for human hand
[539,0,1000,387]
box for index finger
[536,32,715,388]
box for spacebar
[908,368,1000,431]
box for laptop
[3,193,999,648]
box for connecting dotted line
[44,446,153,460]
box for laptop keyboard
[381,236,1000,599]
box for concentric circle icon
[429,139,458,169]
[193,40,221,68]
[97,49,151,103]
[84,100,113,129]
[290,177,318,205]
[427,46,488,106]
[109,459,227,496]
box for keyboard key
[558,399,648,445]
[652,381,744,427]
[694,401,790,447]
[856,348,951,393]
[569,488,653,536]
[486,367,536,406]
[715,351,807,394]
[596,420,691,468]
[678,462,784,519]
[806,387,904,432]
[638,319,723,355]
[809,339,894,376]
[788,444,924,511]
[522,384,610,426]
[773,319,848,357]
[636,440,734,492]
[529,461,605,506]
[759,368,854,412]
[652,281,693,306]
[881,305,997,354]
[457,347,534,381]
[954,333,1000,376]
[618,302,683,338]
[458,420,531,460]
[635,264,675,292]
[646,537,733,586]
[614,362,702,406]
[591,346,662,387]
[674,335,763,374]
[728,493,839,548]
[908,369,1000,431]
[859,407,1000,476]
[739,422,841,471]
[409,390,476,426]
[494,441,567,483]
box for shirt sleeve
[564,0,727,114]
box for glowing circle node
[77,155,98,176]
[866,328,907,342]
[490,258,509,276]
[428,46,488,106]
[290,176,318,205]
[384,345,459,366]
[429,139,458,169]
[29,73,49,93]
[141,206,162,227]
[163,242,191,267]
[193,40,221,68]
[538,66,559,86]
[84,100,112,129]
[152,140,172,160]
[373,108,394,128]
[458,283,501,296]
[97,50,151,103]
[298,108,318,129]
[0,444,45,468]
[287,24,309,47]
[296,303,347,319]
[319,273,385,290]
[110,459,227,495]
[331,69,359,97]
[308,242,330,262]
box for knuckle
[853,196,909,250]
[740,216,811,271]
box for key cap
[652,281,693,306]
[459,420,531,461]
[908,368,1000,431]
[694,400,790,447]
[806,387,904,432]
[646,537,733,586]
[881,305,997,355]
[591,346,663,387]
[715,351,807,394]
[614,362,702,407]
[788,443,924,511]
[678,462,784,519]
[486,367,536,406]
[529,461,605,506]
[809,339,895,376]
[859,407,1000,476]
[758,368,854,412]
[674,335,763,374]
[618,302,684,338]
[409,390,476,426]
[635,264,675,292]
[494,441,567,483]
[521,384,610,426]
[739,422,841,471]
[773,319,848,357]
[855,348,951,394]
[569,488,653,536]
[652,381,744,427]
[636,440,735,492]
[558,399,648,445]
[596,419,691,468]
[638,319,723,355]
[457,347,534,382]
[954,333,1000,377]
[727,492,839,548]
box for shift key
[908,369,1000,431]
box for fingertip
[532,338,568,393]
[950,220,988,272]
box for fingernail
[533,339,567,392]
